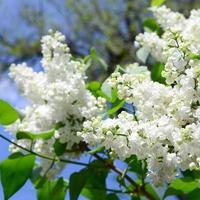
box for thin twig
[0,134,88,166]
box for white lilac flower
[79,7,200,185]
[8,31,106,177]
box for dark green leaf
[0,153,35,200]
[151,62,166,84]
[53,140,67,156]
[69,160,109,200]
[37,178,67,200]
[16,129,55,140]
[164,177,198,198]
[69,169,88,200]
[143,18,161,35]
[106,193,119,200]
[126,155,147,179]
[144,183,160,200]
[0,99,20,125]
[187,188,200,200]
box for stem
[87,147,156,200]
[0,134,156,199]
[0,134,88,166]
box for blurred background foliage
[0,0,200,80]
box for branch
[86,147,156,200]
[0,134,88,166]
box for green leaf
[151,62,166,84]
[69,169,88,200]
[69,160,109,200]
[101,81,112,100]
[151,0,166,6]
[16,129,55,140]
[53,140,67,156]
[143,18,161,35]
[0,153,35,200]
[37,178,67,200]
[81,160,108,200]
[86,81,101,91]
[87,146,105,155]
[136,47,149,63]
[164,177,198,198]
[190,54,200,60]
[106,193,119,200]
[126,155,147,179]
[101,81,118,103]
[0,99,20,125]
[187,188,200,200]
[107,100,125,115]
[144,183,160,200]
[86,81,102,97]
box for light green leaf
[0,99,20,125]
[87,146,105,155]
[107,100,125,115]
[37,178,67,200]
[136,47,149,63]
[86,81,101,91]
[151,0,166,6]
[190,54,200,60]
[164,177,198,198]
[0,153,35,200]
[101,81,112,100]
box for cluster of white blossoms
[7,31,106,177]
[80,6,200,185]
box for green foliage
[144,184,160,200]
[0,153,35,200]
[0,99,20,125]
[86,81,101,97]
[164,177,198,198]
[16,129,55,140]
[101,81,118,103]
[136,47,149,63]
[151,62,166,84]
[69,160,109,200]
[151,0,166,6]
[69,169,88,200]
[16,122,65,140]
[143,18,162,35]
[53,139,67,156]
[126,155,147,179]
[84,47,108,71]
[37,178,67,200]
[105,193,119,200]
[107,99,125,115]
[190,53,200,60]
[87,146,105,155]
